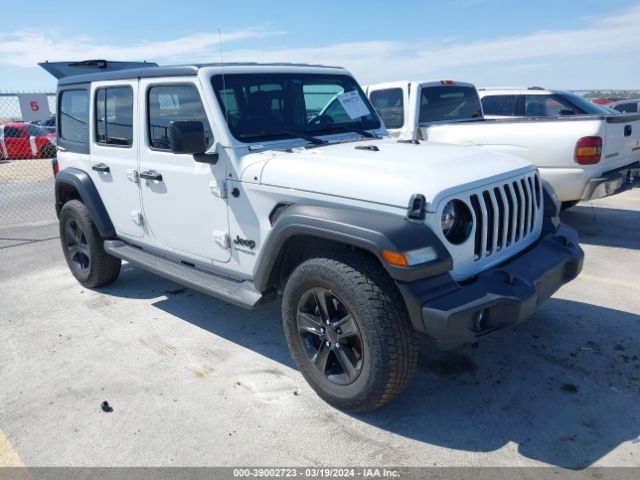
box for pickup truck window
[369,88,404,129]
[481,95,517,116]
[418,86,482,123]
[24,125,49,137]
[60,89,89,143]
[212,73,380,142]
[95,87,133,147]
[614,102,638,113]
[560,92,613,115]
[147,85,213,150]
[524,93,611,117]
[3,127,25,138]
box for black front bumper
[397,225,584,349]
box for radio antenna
[218,28,229,126]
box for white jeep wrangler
[44,60,583,411]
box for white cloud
[1,5,639,89]
[0,28,281,67]
[220,5,640,87]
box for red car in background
[0,122,57,160]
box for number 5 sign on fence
[17,94,51,122]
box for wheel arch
[55,168,116,238]
[253,204,452,293]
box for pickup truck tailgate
[602,113,640,169]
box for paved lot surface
[0,188,639,469]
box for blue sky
[1,0,639,91]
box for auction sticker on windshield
[337,91,370,119]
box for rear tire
[41,144,57,159]
[59,200,121,288]
[282,250,417,412]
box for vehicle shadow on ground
[561,203,640,250]
[110,266,640,469]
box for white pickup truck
[364,81,640,208]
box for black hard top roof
[39,60,345,86]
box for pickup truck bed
[366,81,640,203]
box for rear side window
[524,95,582,117]
[3,127,25,138]
[419,86,482,123]
[60,90,89,143]
[369,88,404,129]
[613,102,638,113]
[481,95,517,116]
[95,87,134,146]
[147,84,212,150]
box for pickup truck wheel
[282,252,417,412]
[59,200,121,288]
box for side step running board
[104,240,270,309]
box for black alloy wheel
[296,287,364,386]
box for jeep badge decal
[233,235,256,250]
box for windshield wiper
[307,125,379,138]
[238,130,327,145]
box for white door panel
[89,80,143,238]
[138,78,230,263]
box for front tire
[59,200,121,288]
[282,251,417,412]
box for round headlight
[441,200,473,244]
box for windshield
[559,92,613,115]
[24,124,50,136]
[211,73,380,142]
[419,85,483,123]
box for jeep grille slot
[469,172,542,263]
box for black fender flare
[253,204,452,292]
[55,168,116,238]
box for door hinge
[131,210,143,226]
[127,169,139,183]
[214,231,230,249]
[209,180,227,198]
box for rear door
[88,80,144,239]
[3,126,33,159]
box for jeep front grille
[468,172,542,261]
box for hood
[245,138,534,210]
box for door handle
[139,170,163,181]
[625,125,632,137]
[92,163,110,173]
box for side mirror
[169,120,218,164]
[169,121,206,154]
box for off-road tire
[282,250,418,412]
[41,144,57,159]
[59,200,121,288]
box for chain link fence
[0,92,58,247]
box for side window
[614,102,638,113]
[95,87,134,146]
[4,127,25,138]
[481,95,517,116]
[60,89,89,143]
[148,84,212,150]
[524,95,581,117]
[369,88,404,128]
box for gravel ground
[0,187,638,470]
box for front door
[2,126,32,159]
[138,80,230,263]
